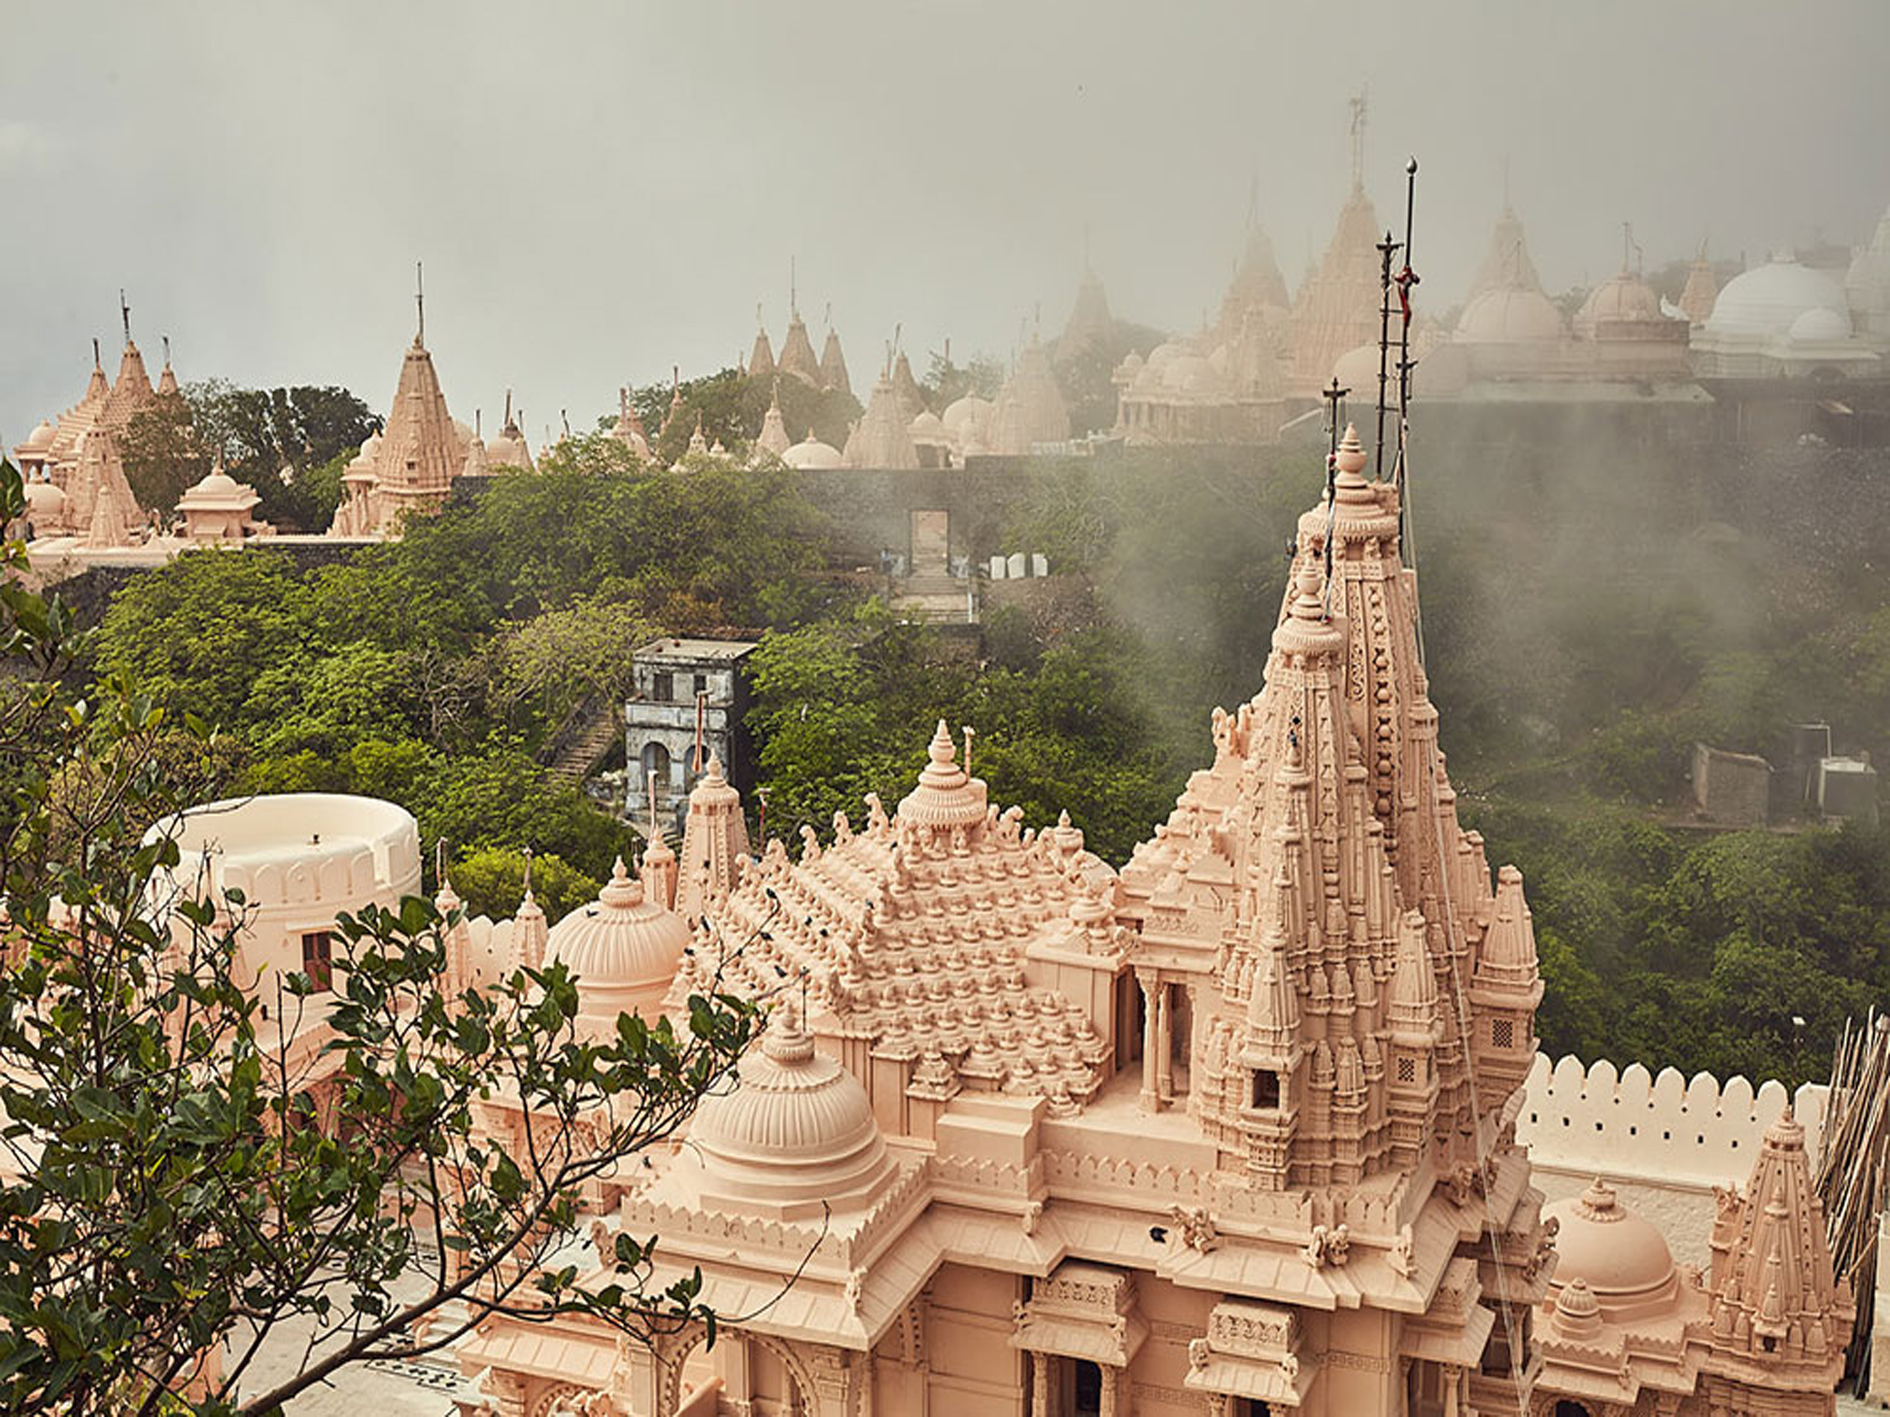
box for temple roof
[671,725,1116,1114]
[985,335,1070,454]
[778,308,823,386]
[843,366,920,469]
[819,320,852,398]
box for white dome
[909,409,948,445]
[687,1009,895,1218]
[24,476,67,520]
[545,857,689,1032]
[1331,343,1383,392]
[22,420,55,452]
[781,434,842,470]
[1705,257,1851,340]
[941,394,992,442]
[1788,305,1853,344]
[1575,272,1662,337]
[1456,286,1566,344]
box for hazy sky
[4,0,1886,447]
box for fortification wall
[1519,1053,1828,1270]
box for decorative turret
[819,309,852,398]
[327,304,468,535]
[546,857,690,1038]
[71,428,139,547]
[509,879,548,974]
[1469,864,1543,1100]
[487,390,533,472]
[842,362,920,469]
[748,305,777,384]
[608,387,651,460]
[753,382,792,462]
[640,776,679,912]
[155,336,181,398]
[985,333,1069,454]
[1703,1106,1854,1403]
[778,302,823,386]
[889,349,926,424]
[675,753,751,925]
[1680,246,1720,327]
[435,869,473,999]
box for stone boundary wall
[1519,1052,1828,1189]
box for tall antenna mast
[1374,227,1401,482]
[1348,89,1367,189]
[415,261,425,343]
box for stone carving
[1301,1223,1350,1268]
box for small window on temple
[301,931,333,991]
[1396,1055,1417,1084]
[1492,1017,1515,1050]
[653,672,674,701]
[1252,1070,1280,1110]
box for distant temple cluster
[136,423,1866,1416]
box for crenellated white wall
[1519,1053,1829,1270]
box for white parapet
[1519,1053,1830,1270]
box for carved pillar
[1202,1398,1227,1417]
[1155,983,1173,1105]
[1099,1364,1118,1417]
[1442,1362,1460,1417]
[1031,1351,1050,1417]
[1138,977,1160,1111]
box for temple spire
[1348,89,1367,189]
[415,261,425,345]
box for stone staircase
[542,694,621,786]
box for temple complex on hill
[115,405,1868,1413]
[329,303,470,538]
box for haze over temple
[6,35,1890,1413]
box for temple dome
[941,394,992,445]
[782,432,842,470]
[1704,256,1851,341]
[1575,271,1663,338]
[1332,343,1383,394]
[1544,1179,1680,1322]
[545,857,690,1031]
[689,1007,895,1218]
[910,409,948,446]
[1789,305,1852,343]
[23,474,67,523]
[22,420,55,452]
[1457,286,1566,344]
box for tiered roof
[671,723,1114,1110]
[985,334,1070,454]
[1290,183,1384,394]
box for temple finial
[162,334,170,366]
[120,290,131,345]
[93,337,101,371]
[415,261,425,344]
[790,255,798,319]
[1348,88,1367,188]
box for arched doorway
[1553,1402,1593,1417]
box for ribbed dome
[1575,272,1663,338]
[1456,286,1566,344]
[22,420,55,452]
[782,433,843,470]
[1789,306,1852,343]
[1332,343,1384,393]
[941,394,992,442]
[896,720,989,831]
[909,409,948,445]
[1544,1179,1680,1322]
[545,857,690,1030]
[1704,257,1851,341]
[689,1007,894,1217]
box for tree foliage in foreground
[0,460,759,1415]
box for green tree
[448,846,601,923]
[0,458,759,1416]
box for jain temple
[128,424,1864,1417]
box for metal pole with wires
[1374,228,1401,483]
